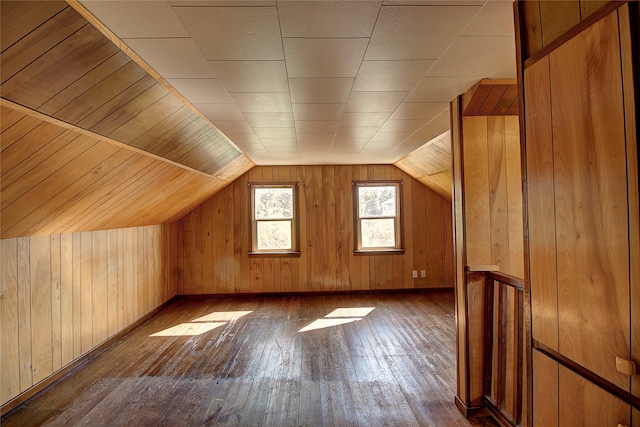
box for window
[250,183,299,255]
[353,181,403,253]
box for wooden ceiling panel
[0,1,254,237]
[394,131,452,200]
[0,1,249,178]
[462,79,519,116]
[0,104,247,238]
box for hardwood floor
[3,291,498,426]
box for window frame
[352,180,404,255]
[249,182,300,257]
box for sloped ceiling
[0,1,254,238]
[0,1,517,237]
[77,0,517,165]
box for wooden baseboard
[176,287,454,299]
[1,297,176,417]
[454,395,487,418]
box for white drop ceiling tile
[167,78,234,104]
[344,92,407,113]
[299,152,341,165]
[368,132,411,144]
[213,120,255,134]
[267,148,300,164]
[81,1,189,38]
[353,60,435,92]
[208,61,289,93]
[292,104,345,121]
[412,125,451,141]
[332,138,370,150]
[289,78,354,104]
[124,38,215,79]
[461,1,515,37]
[389,103,448,120]
[195,103,245,121]
[364,138,406,150]
[490,59,517,79]
[283,39,368,78]
[267,147,300,156]
[295,121,340,134]
[365,5,482,60]
[297,134,336,144]
[377,119,425,134]
[428,37,516,77]
[253,127,297,139]
[173,6,284,60]
[260,138,298,147]
[353,149,395,164]
[225,133,263,146]
[426,109,451,127]
[335,126,378,139]
[244,112,294,128]
[231,93,292,112]
[246,151,274,163]
[278,1,380,37]
[406,76,481,103]
[339,112,391,127]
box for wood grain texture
[559,365,631,427]
[532,350,558,427]
[394,131,452,200]
[523,56,559,350]
[176,165,453,294]
[539,1,581,48]
[1,291,499,427]
[461,116,491,265]
[451,89,525,417]
[618,3,640,401]
[0,105,250,238]
[550,11,630,389]
[0,225,175,407]
[0,1,245,178]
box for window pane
[360,218,396,248]
[358,186,396,217]
[257,221,292,250]
[255,188,293,220]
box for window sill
[353,249,405,256]
[248,251,301,258]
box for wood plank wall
[451,90,524,416]
[176,165,453,294]
[461,115,523,277]
[0,224,177,407]
[520,0,611,60]
[517,1,640,425]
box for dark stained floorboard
[2,291,498,427]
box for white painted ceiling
[80,0,516,165]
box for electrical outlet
[412,270,418,279]
[420,270,426,278]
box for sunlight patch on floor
[150,310,253,337]
[298,307,375,332]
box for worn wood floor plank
[2,291,498,427]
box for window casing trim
[249,182,300,256]
[352,180,404,254]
